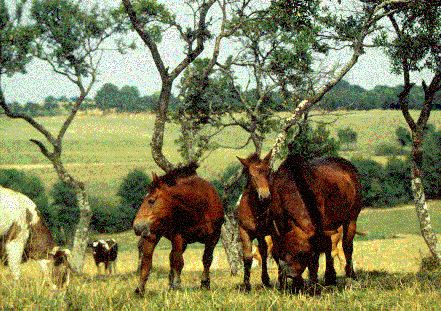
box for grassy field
[1,109,441,202]
[1,203,440,310]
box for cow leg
[112,259,118,274]
[308,252,319,284]
[257,236,271,287]
[169,235,185,290]
[343,221,357,279]
[5,228,28,280]
[135,235,160,296]
[239,227,253,292]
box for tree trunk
[411,135,441,264]
[70,187,93,273]
[151,83,175,172]
[220,209,243,275]
[52,160,92,273]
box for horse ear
[237,156,249,167]
[263,149,272,163]
[152,172,159,184]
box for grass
[1,205,440,310]
[1,109,441,309]
[1,110,440,201]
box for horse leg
[135,235,160,296]
[318,235,335,286]
[239,227,253,292]
[308,252,319,284]
[169,235,185,290]
[343,220,357,279]
[200,235,218,290]
[257,236,271,287]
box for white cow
[0,186,70,288]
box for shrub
[117,169,150,210]
[112,169,151,232]
[283,123,340,160]
[338,127,358,150]
[0,169,48,211]
[352,158,385,207]
[352,157,413,207]
[396,126,412,147]
[49,181,80,245]
[90,196,127,233]
[374,142,406,156]
[382,158,412,206]
[422,128,441,198]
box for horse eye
[148,198,156,205]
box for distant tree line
[320,80,441,110]
[4,80,440,118]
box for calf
[90,239,118,274]
[46,247,72,290]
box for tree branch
[169,0,217,81]
[122,0,169,82]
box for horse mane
[149,162,199,190]
[280,154,324,234]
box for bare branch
[122,0,169,82]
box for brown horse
[270,154,362,291]
[237,152,277,291]
[238,153,362,292]
[133,163,224,295]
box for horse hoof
[238,283,251,292]
[324,277,337,286]
[169,284,181,290]
[262,279,271,288]
[200,280,210,290]
[134,287,144,296]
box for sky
[1,0,435,103]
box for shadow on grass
[307,269,441,295]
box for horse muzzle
[257,187,271,200]
[133,221,151,237]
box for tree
[0,0,119,272]
[268,0,410,167]
[95,83,120,112]
[379,1,441,263]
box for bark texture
[220,210,243,275]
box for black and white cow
[90,239,118,274]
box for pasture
[1,109,441,309]
[1,203,440,309]
[1,109,441,203]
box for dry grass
[1,207,440,310]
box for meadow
[0,203,440,310]
[1,109,441,309]
[1,109,440,203]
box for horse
[237,152,277,291]
[238,153,362,292]
[270,154,363,291]
[132,163,224,295]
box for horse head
[133,172,174,237]
[237,150,272,201]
